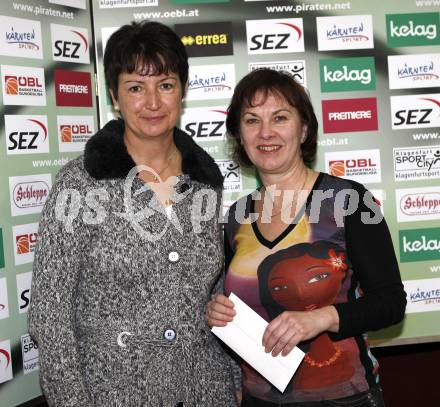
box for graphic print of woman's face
[267,248,347,311]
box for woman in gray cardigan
[28,21,236,407]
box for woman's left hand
[262,306,339,357]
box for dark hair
[258,241,347,320]
[104,21,189,99]
[225,69,318,167]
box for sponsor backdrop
[1,0,440,405]
[0,0,95,405]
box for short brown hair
[225,69,318,167]
[104,21,188,100]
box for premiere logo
[322,97,378,133]
[320,57,375,92]
[54,69,92,107]
[246,18,304,55]
[386,13,440,47]
[175,22,233,57]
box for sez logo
[57,115,94,152]
[246,18,304,55]
[388,53,440,90]
[1,65,46,106]
[0,339,13,384]
[395,186,440,223]
[322,97,378,133]
[54,69,92,107]
[320,56,376,92]
[5,115,49,155]
[390,93,440,130]
[325,149,381,184]
[0,278,9,320]
[180,107,227,139]
[0,15,43,59]
[16,272,32,314]
[9,174,52,217]
[51,23,89,64]
[316,15,374,51]
[386,12,440,47]
[175,22,233,57]
[12,223,39,266]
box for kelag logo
[55,69,92,107]
[51,23,89,64]
[386,13,440,47]
[395,186,440,223]
[57,115,94,152]
[0,15,43,59]
[316,15,374,51]
[175,22,233,57]
[320,57,375,92]
[0,228,4,269]
[322,97,378,133]
[391,93,440,130]
[12,223,39,265]
[1,65,46,106]
[246,18,304,55]
[0,278,9,320]
[187,64,235,101]
[394,145,440,182]
[0,339,13,384]
[9,174,52,217]
[388,53,440,90]
[16,272,32,314]
[249,60,306,85]
[5,115,49,155]
[180,107,227,140]
[403,278,440,314]
[399,228,440,262]
[325,149,381,184]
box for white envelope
[211,293,305,393]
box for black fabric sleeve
[333,184,407,339]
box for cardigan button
[164,329,176,341]
[168,251,180,262]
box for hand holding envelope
[211,293,304,393]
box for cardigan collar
[84,119,223,188]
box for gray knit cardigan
[28,120,236,407]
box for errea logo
[387,13,440,47]
[246,18,304,55]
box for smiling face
[111,69,183,142]
[239,91,307,176]
[267,253,346,311]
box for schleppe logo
[246,18,304,55]
[386,13,440,47]
[395,186,440,223]
[175,22,233,57]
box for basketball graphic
[329,160,345,176]
[16,235,30,255]
[5,76,18,95]
[61,125,72,143]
